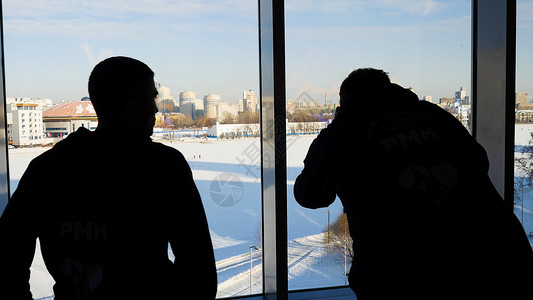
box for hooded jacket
[295,84,533,299]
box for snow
[210,230,247,250]
[516,124,533,145]
[287,234,349,291]
[215,233,350,298]
[28,240,55,300]
[170,135,347,297]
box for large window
[285,0,471,291]
[2,0,260,298]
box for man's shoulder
[148,142,188,163]
[149,141,182,155]
[20,133,88,175]
[415,101,454,117]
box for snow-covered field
[8,124,533,299]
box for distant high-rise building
[179,90,196,105]
[193,98,204,118]
[243,89,256,101]
[217,102,240,121]
[6,99,47,146]
[179,90,197,119]
[455,87,467,104]
[243,89,258,113]
[157,85,176,113]
[157,85,173,102]
[237,99,244,112]
[204,93,222,119]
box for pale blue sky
[3,0,533,103]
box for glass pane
[3,0,260,298]
[515,0,533,248]
[286,0,471,291]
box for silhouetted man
[295,68,533,299]
[0,57,217,299]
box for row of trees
[156,108,335,130]
[288,108,335,122]
[220,111,260,124]
[155,115,216,129]
[155,111,260,129]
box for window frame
[0,0,518,298]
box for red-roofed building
[43,98,98,139]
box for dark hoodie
[295,84,533,299]
[0,128,217,299]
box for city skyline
[3,1,533,104]
[6,84,483,107]
[7,82,533,148]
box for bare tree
[236,111,259,124]
[221,112,236,124]
[324,213,354,260]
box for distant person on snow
[0,56,217,299]
[294,68,533,299]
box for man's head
[89,56,158,136]
[339,68,391,107]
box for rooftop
[43,101,97,119]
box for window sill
[223,286,356,300]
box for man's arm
[0,161,40,300]
[294,125,337,209]
[168,153,217,299]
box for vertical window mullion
[259,0,288,298]
[472,0,516,209]
[0,1,10,216]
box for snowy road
[216,250,263,298]
[216,233,350,298]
